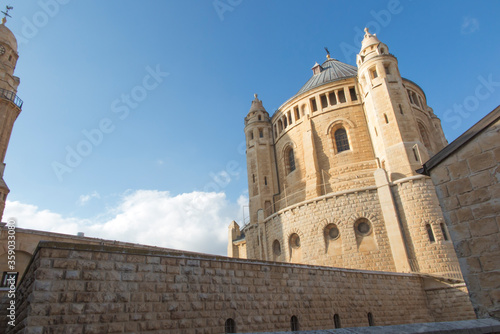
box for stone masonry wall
[429,117,500,319]
[424,281,476,322]
[391,177,461,276]
[4,241,443,334]
[261,188,396,271]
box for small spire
[1,5,13,24]
[254,93,258,99]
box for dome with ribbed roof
[296,58,357,96]
[0,23,17,52]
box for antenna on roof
[324,47,331,59]
[1,5,13,24]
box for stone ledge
[243,318,500,333]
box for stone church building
[0,17,498,333]
[229,28,459,280]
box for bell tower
[357,28,424,180]
[0,14,22,221]
[244,94,278,225]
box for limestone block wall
[391,177,460,276]
[259,188,396,272]
[427,116,500,319]
[424,281,476,322]
[2,241,451,334]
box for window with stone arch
[224,318,236,333]
[272,239,281,256]
[354,218,372,236]
[418,122,432,153]
[289,233,301,249]
[334,127,350,153]
[284,146,296,174]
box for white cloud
[77,191,100,206]
[4,190,243,256]
[461,17,479,35]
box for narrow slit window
[250,131,254,140]
[287,111,292,125]
[426,224,435,243]
[291,316,299,331]
[413,147,420,162]
[259,129,263,138]
[371,68,378,79]
[384,65,390,75]
[338,89,346,103]
[258,115,262,121]
[294,106,300,120]
[264,177,268,186]
[328,91,337,105]
[252,174,255,183]
[334,314,341,328]
[288,149,296,173]
[368,312,374,326]
[384,114,389,124]
[349,87,357,101]
[399,104,403,114]
[440,223,449,241]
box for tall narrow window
[384,64,390,74]
[399,104,403,114]
[259,129,263,138]
[294,106,300,120]
[291,316,299,331]
[384,114,389,124]
[371,68,378,79]
[368,312,375,326]
[225,318,236,333]
[320,94,328,109]
[252,174,255,183]
[250,131,254,140]
[426,224,435,243]
[288,149,296,173]
[413,146,420,162]
[338,89,346,103]
[440,223,449,241]
[258,115,262,121]
[418,123,431,152]
[264,176,268,186]
[334,128,350,153]
[334,314,341,328]
[349,87,357,101]
[310,98,318,112]
[328,91,337,105]
[287,111,292,125]
[283,117,288,128]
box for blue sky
[3,0,500,255]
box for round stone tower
[0,19,22,222]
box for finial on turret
[254,93,258,99]
[1,5,13,24]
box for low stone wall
[4,242,475,333]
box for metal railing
[0,88,23,109]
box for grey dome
[296,58,357,96]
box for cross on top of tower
[1,5,13,24]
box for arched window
[273,240,281,256]
[291,315,299,331]
[418,122,432,152]
[288,148,296,173]
[289,233,300,248]
[334,128,350,153]
[368,312,375,326]
[225,318,236,333]
[334,314,341,328]
[426,224,435,243]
